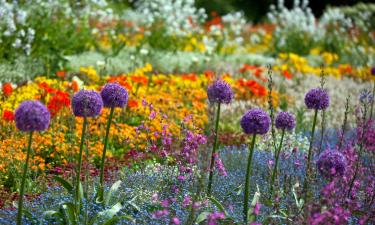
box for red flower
[128,100,139,108]
[47,91,71,116]
[283,70,293,79]
[2,83,13,97]
[56,71,66,78]
[2,110,14,121]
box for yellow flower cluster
[275,53,373,80]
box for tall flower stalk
[270,112,295,196]
[240,109,270,223]
[71,90,103,215]
[98,83,128,202]
[303,88,330,201]
[14,101,51,225]
[206,79,233,195]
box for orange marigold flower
[2,110,14,121]
[70,80,79,92]
[204,70,215,79]
[182,73,198,81]
[2,83,13,97]
[131,76,148,85]
[56,71,67,78]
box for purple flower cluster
[305,88,330,110]
[316,150,347,179]
[371,66,375,76]
[275,111,296,131]
[72,90,103,117]
[207,79,234,104]
[100,83,128,108]
[240,109,270,135]
[15,100,51,132]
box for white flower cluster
[0,0,34,55]
[133,0,207,36]
[267,0,318,46]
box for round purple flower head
[15,100,51,132]
[72,90,103,117]
[101,83,129,108]
[304,88,330,110]
[240,109,271,135]
[207,79,234,104]
[371,67,375,76]
[275,111,296,131]
[317,150,347,179]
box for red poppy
[2,110,14,121]
[2,83,13,97]
[47,91,71,116]
[128,100,139,108]
[283,70,293,79]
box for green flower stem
[244,133,257,224]
[370,82,375,119]
[207,102,221,196]
[16,131,33,225]
[98,107,115,202]
[75,117,88,215]
[270,129,285,197]
[303,109,319,201]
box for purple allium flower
[207,79,234,104]
[316,150,347,179]
[304,88,330,110]
[240,109,271,135]
[100,83,128,108]
[371,66,375,76]
[72,90,103,117]
[275,111,296,131]
[15,100,51,132]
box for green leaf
[208,197,227,215]
[102,215,134,225]
[60,202,77,225]
[195,211,210,224]
[98,202,122,219]
[105,180,122,207]
[54,176,73,193]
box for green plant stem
[207,103,221,196]
[244,134,257,224]
[98,107,115,202]
[270,129,285,197]
[370,82,375,119]
[16,131,33,225]
[303,109,318,202]
[75,117,88,215]
[347,106,368,197]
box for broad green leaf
[98,202,122,219]
[61,202,77,225]
[195,211,210,223]
[105,180,122,207]
[54,176,73,193]
[208,197,227,216]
